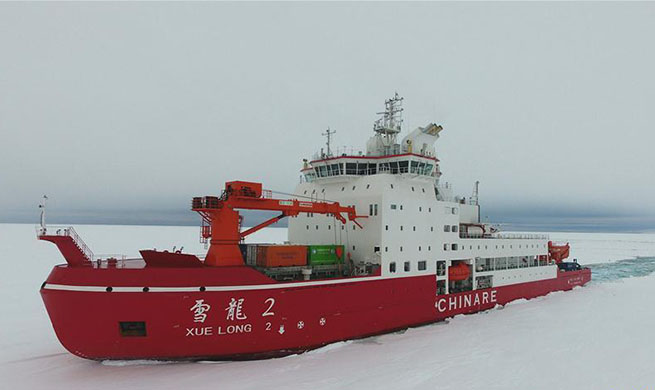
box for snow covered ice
[1,223,655,390]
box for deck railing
[460,232,549,240]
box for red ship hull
[40,264,591,360]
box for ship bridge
[301,153,439,183]
[302,93,443,184]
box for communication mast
[372,92,404,155]
[322,127,336,158]
[471,181,480,206]
[374,92,404,135]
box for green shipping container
[307,245,344,265]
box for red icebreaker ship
[39,95,590,360]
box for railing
[495,233,549,240]
[459,232,549,240]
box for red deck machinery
[192,181,365,267]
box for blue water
[587,257,655,283]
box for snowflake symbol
[297,321,305,329]
[319,317,326,326]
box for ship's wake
[587,257,655,283]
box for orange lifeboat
[448,262,470,281]
[548,241,570,263]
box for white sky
[1,2,654,223]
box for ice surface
[1,223,655,390]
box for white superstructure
[288,94,555,294]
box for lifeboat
[548,241,570,263]
[448,261,470,281]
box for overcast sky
[1,2,654,230]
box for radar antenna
[374,92,404,135]
[321,127,336,158]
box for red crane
[192,181,366,267]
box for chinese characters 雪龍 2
[190,299,211,323]
[225,297,247,321]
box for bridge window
[304,172,316,182]
[424,164,433,175]
[399,161,409,173]
[346,163,357,175]
[389,161,399,174]
[411,161,419,173]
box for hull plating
[40,267,590,360]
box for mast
[321,127,336,158]
[39,195,48,234]
[372,92,404,155]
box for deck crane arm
[192,181,366,267]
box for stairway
[38,226,94,267]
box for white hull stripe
[42,275,396,293]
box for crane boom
[192,181,366,267]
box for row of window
[389,260,428,273]
[304,160,435,182]
[380,245,433,252]
[476,256,549,271]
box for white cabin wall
[458,204,479,224]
